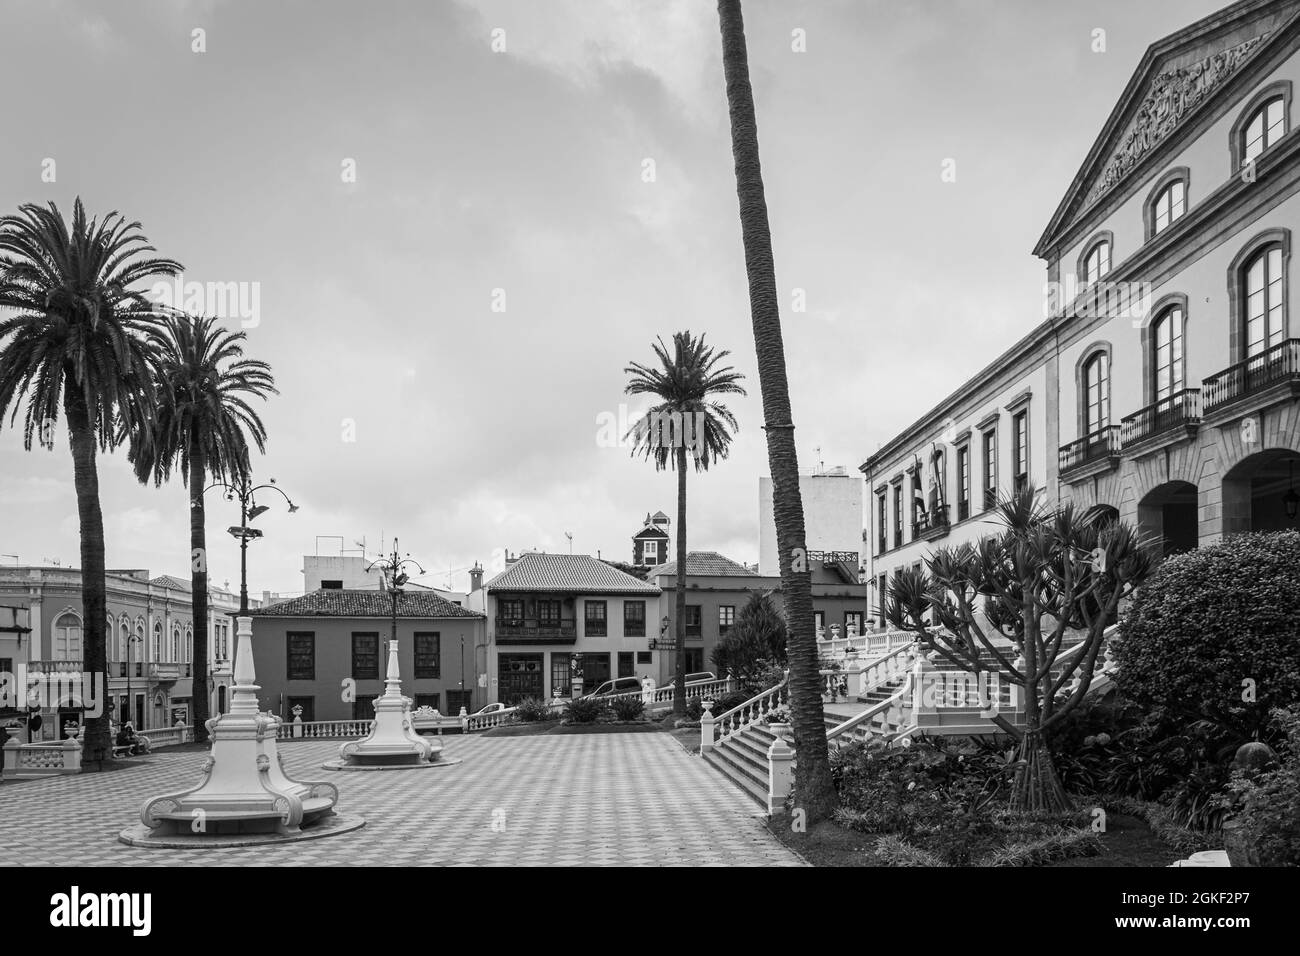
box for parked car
[583,677,646,699]
[473,702,507,715]
[661,671,717,690]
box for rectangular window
[814,610,825,633]
[585,600,607,637]
[414,632,441,679]
[551,653,572,698]
[623,600,646,637]
[643,540,658,562]
[892,483,903,548]
[351,632,379,680]
[982,428,998,510]
[846,611,864,634]
[636,650,652,664]
[718,605,735,637]
[618,651,635,678]
[684,605,702,637]
[684,649,704,673]
[446,690,473,714]
[1012,410,1029,493]
[353,694,377,721]
[956,444,971,521]
[537,600,561,625]
[286,632,315,680]
[320,579,343,590]
[413,693,441,711]
[877,575,888,625]
[499,599,524,622]
[876,492,888,554]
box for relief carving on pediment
[1082,34,1269,209]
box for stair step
[702,749,767,808]
[717,737,768,775]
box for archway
[1081,504,1120,529]
[1137,481,1199,558]
[1222,448,1300,536]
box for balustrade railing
[277,718,373,740]
[1120,388,1201,445]
[704,675,789,748]
[1058,425,1121,473]
[1203,339,1300,412]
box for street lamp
[124,632,143,728]
[199,474,298,614]
[365,538,425,674]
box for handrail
[588,676,733,709]
[825,671,915,746]
[710,674,789,745]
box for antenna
[564,531,573,554]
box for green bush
[611,696,645,721]
[1221,707,1300,865]
[1115,531,1300,740]
[515,697,557,722]
[564,697,608,724]
[708,691,751,717]
[685,697,703,720]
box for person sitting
[116,722,146,756]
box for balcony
[495,618,577,645]
[26,659,83,674]
[1203,339,1300,419]
[1059,426,1121,482]
[149,662,182,681]
[912,504,951,542]
[1120,388,1201,453]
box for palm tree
[0,199,182,762]
[128,314,276,744]
[625,332,745,714]
[716,0,837,819]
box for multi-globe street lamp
[199,475,298,614]
[365,539,425,662]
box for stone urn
[1221,818,1254,867]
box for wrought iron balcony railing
[1203,339,1300,413]
[1121,388,1201,446]
[1058,425,1121,475]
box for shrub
[611,696,645,721]
[515,697,556,723]
[708,691,751,716]
[685,697,703,721]
[981,828,1103,867]
[1221,707,1300,866]
[1115,531,1300,741]
[872,835,943,867]
[564,697,608,724]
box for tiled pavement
[0,733,804,866]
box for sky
[0,0,1228,595]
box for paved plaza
[0,733,803,866]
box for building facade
[649,550,873,681]
[864,0,1300,597]
[247,589,486,721]
[467,552,663,703]
[0,567,252,737]
[759,469,864,576]
[631,511,671,568]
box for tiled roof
[486,553,661,594]
[634,526,670,539]
[251,589,483,619]
[651,551,758,578]
[149,574,192,591]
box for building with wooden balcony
[465,551,662,703]
[862,0,1300,589]
[0,566,254,737]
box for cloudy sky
[0,0,1225,595]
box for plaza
[0,734,802,867]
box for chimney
[469,562,484,592]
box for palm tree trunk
[674,443,688,715]
[188,442,211,743]
[717,0,836,819]
[63,384,110,765]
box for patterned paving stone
[0,734,803,867]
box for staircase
[702,723,775,808]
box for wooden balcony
[1120,388,1201,453]
[1058,426,1121,482]
[1203,339,1300,419]
[495,619,577,645]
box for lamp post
[206,475,298,614]
[460,635,466,711]
[124,632,142,728]
[365,538,426,678]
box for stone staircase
[702,723,775,808]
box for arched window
[107,615,116,660]
[1244,243,1285,357]
[1083,239,1111,284]
[119,621,131,663]
[1243,95,1286,165]
[185,626,193,664]
[1153,306,1185,400]
[170,626,180,663]
[152,621,163,662]
[54,612,82,661]
[1084,352,1110,434]
[1152,179,1186,236]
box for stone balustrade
[2,726,82,779]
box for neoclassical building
[863,0,1300,598]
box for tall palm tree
[128,314,276,744]
[0,199,182,762]
[625,332,746,714]
[716,0,837,819]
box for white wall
[759,473,864,575]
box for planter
[768,722,793,744]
